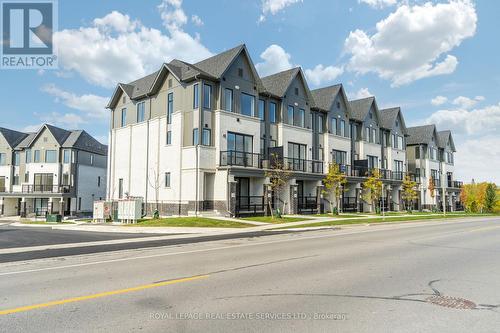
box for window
[393,160,403,172]
[203,83,212,109]
[317,115,324,133]
[340,120,346,137]
[122,96,126,104]
[258,99,265,121]
[415,146,420,159]
[270,139,277,148]
[118,179,123,199]
[371,128,377,144]
[392,134,397,149]
[62,173,69,185]
[34,150,40,163]
[337,101,341,109]
[227,132,253,153]
[296,109,305,127]
[13,152,20,166]
[165,172,171,187]
[224,88,233,112]
[269,102,277,123]
[166,131,172,145]
[331,118,337,134]
[367,155,378,169]
[365,127,370,142]
[332,150,347,165]
[202,128,211,146]
[317,148,324,161]
[193,84,199,108]
[13,175,19,185]
[136,102,145,122]
[98,176,101,187]
[369,112,373,119]
[25,149,31,163]
[168,78,172,88]
[24,172,29,183]
[193,128,199,145]
[121,108,127,127]
[63,150,71,164]
[398,136,404,150]
[90,154,94,165]
[167,93,173,124]
[45,150,57,163]
[241,93,255,117]
[260,138,265,156]
[287,106,294,125]
[288,142,307,160]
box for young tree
[484,183,497,213]
[265,153,292,218]
[148,168,162,218]
[322,163,347,215]
[362,169,383,213]
[428,176,436,205]
[401,175,418,213]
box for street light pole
[442,171,446,216]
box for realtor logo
[1,0,58,69]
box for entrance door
[296,180,304,200]
[0,176,5,192]
[34,198,49,216]
[236,177,250,208]
[203,173,215,211]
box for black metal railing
[455,202,464,211]
[235,196,265,216]
[448,180,463,188]
[392,171,405,181]
[283,158,323,174]
[220,151,263,168]
[342,197,358,213]
[201,201,214,211]
[21,185,72,194]
[298,196,318,214]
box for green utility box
[46,214,62,223]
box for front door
[34,198,49,216]
[0,176,5,192]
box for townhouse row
[105,44,463,217]
[0,125,107,217]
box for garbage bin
[46,214,62,223]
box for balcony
[283,157,324,174]
[220,151,263,169]
[448,180,463,189]
[21,185,72,194]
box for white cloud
[349,88,373,100]
[424,102,500,184]
[305,64,344,87]
[452,95,485,109]
[259,0,302,22]
[191,14,204,26]
[431,95,448,106]
[158,0,188,31]
[54,9,212,88]
[38,112,88,128]
[344,1,477,86]
[255,44,294,76]
[41,84,108,119]
[358,0,397,9]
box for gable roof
[0,127,28,148]
[437,130,456,152]
[62,130,108,155]
[261,67,314,102]
[379,107,408,134]
[349,96,379,122]
[406,125,438,145]
[193,44,244,78]
[311,84,342,111]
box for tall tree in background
[362,169,383,213]
[322,163,347,215]
[401,175,418,213]
[485,183,497,213]
[265,153,292,218]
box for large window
[167,93,173,124]
[121,108,127,127]
[288,142,307,160]
[25,149,31,163]
[203,83,212,109]
[193,83,199,108]
[45,150,57,163]
[269,102,277,123]
[227,132,253,153]
[193,128,199,145]
[34,150,40,163]
[241,93,255,117]
[340,120,346,137]
[63,150,71,164]
[0,153,5,165]
[224,88,233,112]
[287,106,294,125]
[331,118,337,135]
[258,99,265,121]
[429,147,437,160]
[13,152,20,166]
[136,102,145,122]
[393,160,403,172]
[296,108,305,127]
[332,150,347,165]
[317,115,324,133]
[202,128,211,146]
[367,155,378,169]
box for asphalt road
[1,217,499,332]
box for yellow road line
[0,274,209,316]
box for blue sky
[1,0,499,182]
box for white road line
[0,218,494,277]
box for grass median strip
[125,217,253,228]
[240,216,308,224]
[0,275,209,316]
[272,214,497,229]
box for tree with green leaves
[401,175,418,213]
[322,163,347,215]
[362,169,383,213]
[485,183,497,213]
[428,176,436,207]
[265,153,292,218]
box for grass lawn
[273,213,496,229]
[314,213,361,218]
[21,220,75,225]
[240,216,308,224]
[125,217,253,228]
